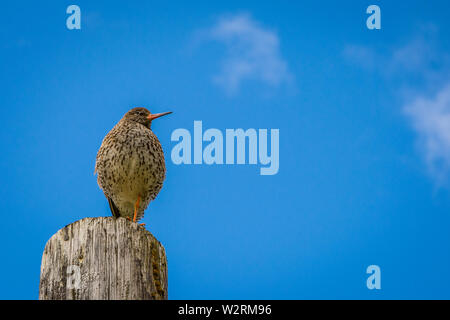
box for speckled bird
[95,107,172,223]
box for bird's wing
[107,197,121,218]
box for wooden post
[39,217,168,300]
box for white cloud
[404,84,450,184]
[343,27,450,184]
[343,26,447,79]
[391,37,435,72]
[205,14,292,94]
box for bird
[95,107,172,224]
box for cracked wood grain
[39,217,168,300]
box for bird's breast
[97,126,165,193]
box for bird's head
[123,107,172,129]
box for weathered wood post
[39,217,168,300]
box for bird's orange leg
[133,196,141,223]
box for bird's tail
[107,197,121,218]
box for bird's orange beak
[147,111,172,121]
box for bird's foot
[126,216,145,228]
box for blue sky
[1,1,450,299]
